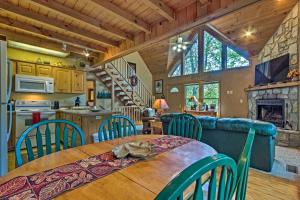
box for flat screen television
[255,54,290,86]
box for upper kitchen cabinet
[36,65,52,77]
[72,70,86,93]
[17,62,36,76]
[53,68,72,93]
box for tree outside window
[183,35,198,75]
[170,63,181,77]
[185,84,199,110]
[203,82,219,111]
[204,32,222,72]
[227,46,250,68]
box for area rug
[0,136,193,200]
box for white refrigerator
[0,36,12,176]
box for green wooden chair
[155,154,237,200]
[97,115,137,142]
[168,113,202,141]
[235,128,255,200]
[15,119,85,167]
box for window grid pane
[171,63,181,77]
[185,84,199,110]
[226,46,249,68]
[183,35,198,75]
[204,32,222,72]
[203,83,219,111]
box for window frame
[202,82,220,113]
[184,83,200,111]
[182,34,199,75]
[167,26,250,77]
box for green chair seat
[15,119,85,167]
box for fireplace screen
[256,99,285,128]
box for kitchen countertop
[57,109,119,116]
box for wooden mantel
[245,81,300,92]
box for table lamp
[188,96,199,110]
[153,98,169,117]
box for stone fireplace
[247,85,300,147]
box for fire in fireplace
[256,99,285,128]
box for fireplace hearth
[256,99,285,128]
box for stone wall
[248,87,299,131]
[258,4,298,69]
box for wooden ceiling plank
[0,27,99,57]
[143,0,175,21]
[29,0,134,41]
[101,0,264,63]
[0,1,119,47]
[89,0,151,33]
[0,15,107,53]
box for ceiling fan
[170,36,192,52]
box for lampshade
[153,98,169,110]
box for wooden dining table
[0,135,217,200]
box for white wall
[123,52,152,92]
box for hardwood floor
[247,169,299,200]
[6,151,300,199]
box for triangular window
[183,35,198,75]
[226,46,250,68]
[203,31,222,72]
[169,63,181,77]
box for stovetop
[15,100,52,112]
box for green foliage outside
[183,35,198,75]
[171,63,181,77]
[204,32,222,72]
[227,47,249,68]
[185,84,199,109]
[203,83,219,109]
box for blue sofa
[160,114,277,172]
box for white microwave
[15,74,54,93]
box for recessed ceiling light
[245,31,252,37]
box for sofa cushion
[217,118,277,137]
[195,116,217,129]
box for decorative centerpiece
[112,141,153,159]
[287,69,300,81]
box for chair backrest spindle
[15,119,85,166]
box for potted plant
[287,69,300,81]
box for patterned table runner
[0,136,193,200]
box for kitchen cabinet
[53,68,72,93]
[36,65,52,77]
[72,70,86,93]
[58,110,114,144]
[17,62,36,76]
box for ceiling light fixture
[172,36,188,52]
[83,48,90,57]
[62,42,67,51]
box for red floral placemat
[0,136,193,200]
